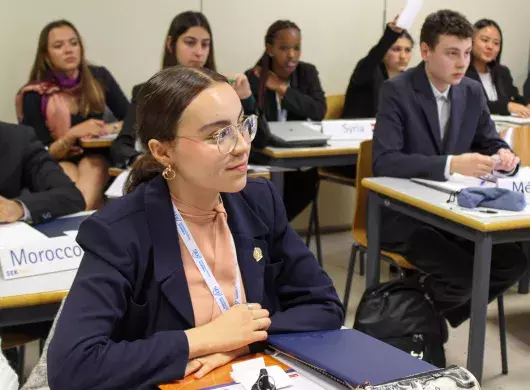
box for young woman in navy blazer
[466,19,530,117]
[48,66,344,389]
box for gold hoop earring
[162,165,176,181]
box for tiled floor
[21,231,530,389]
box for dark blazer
[523,70,530,101]
[0,122,85,224]
[48,176,344,389]
[245,61,326,121]
[373,64,512,244]
[466,64,528,116]
[22,66,129,147]
[342,26,401,119]
[110,83,145,167]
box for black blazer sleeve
[21,92,53,146]
[92,66,129,120]
[349,26,401,87]
[282,63,326,120]
[524,71,530,101]
[372,81,447,180]
[16,126,85,223]
[110,84,143,166]
[47,215,191,389]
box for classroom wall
[1,1,529,229]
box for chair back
[324,95,345,119]
[352,139,372,243]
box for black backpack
[354,277,448,368]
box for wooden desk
[109,167,125,177]
[79,133,117,148]
[257,143,359,194]
[363,177,530,383]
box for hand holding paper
[396,0,423,30]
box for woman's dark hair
[420,10,474,49]
[29,19,105,116]
[162,11,216,71]
[256,20,301,109]
[472,19,503,66]
[399,30,415,47]
[124,66,227,193]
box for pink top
[172,196,247,326]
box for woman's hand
[226,74,252,100]
[185,303,270,358]
[252,67,288,96]
[184,346,250,379]
[508,102,530,118]
[68,119,107,140]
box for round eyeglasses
[213,114,258,155]
[176,114,258,155]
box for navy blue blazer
[372,64,512,244]
[47,176,344,389]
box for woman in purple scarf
[17,20,129,210]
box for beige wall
[1,1,529,229]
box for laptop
[267,121,330,147]
[267,329,435,388]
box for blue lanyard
[172,203,242,311]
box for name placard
[322,119,375,141]
[497,177,530,202]
[0,236,83,280]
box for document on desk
[440,203,530,218]
[412,174,496,194]
[0,222,47,249]
[396,0,423,30]
[200,371,326,390]
[81,133,118,142]
[105,170,130,198]
[491,114,530,125]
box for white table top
[363,177,530,232]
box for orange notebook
[159,353,291,390]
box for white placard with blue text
[0,236,83,280]
[321,119,375,141]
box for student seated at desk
[18,20,129,210]
[0,121,85,223]
[343,15,414,119]
[245,20,326,221]
[466,19,530,118]
[48,67,343,389]
[372,10,527,328]
[111,11,254,168]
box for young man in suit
[372,9,527,328]
[0,121,85,223]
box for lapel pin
[253,247,263,262]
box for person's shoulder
[89,182,147,228]
[240,177,272,198]
[0,121,35,142]
[296,61,319,74]
[495,64,512,77]
[388,67,415,88]
[88,65,110,78]
[460,76,485,97]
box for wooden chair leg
[498,295,508,375]
[343,243,358,318]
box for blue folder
[267,329,436,387]
[35,215,88,238]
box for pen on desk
[478,209,498,214]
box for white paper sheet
[396,0,423,30]
[0,222,47,249]
[412,174,496,193]
[63,230,78,238]
[491,114,530,125]
[440,203,530,218]
[105,170,130,198]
